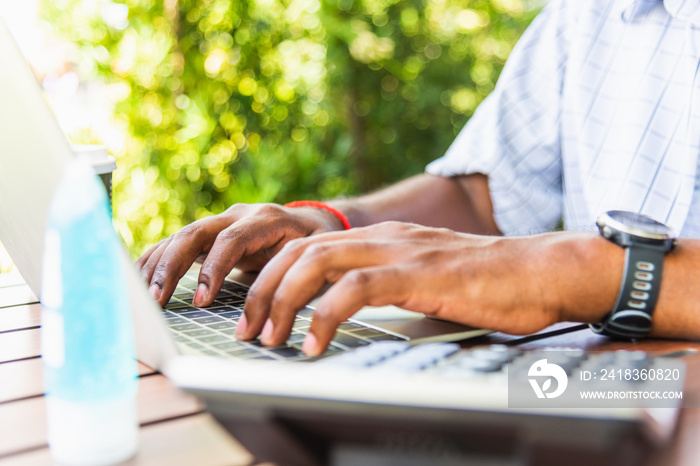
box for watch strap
[590,244,666,339]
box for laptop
[0,19,686,466]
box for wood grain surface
[1,279,700,466]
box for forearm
[540,232,700,340]
[328,173,501,235]
[643,238,700,339]
[238,222,700,354]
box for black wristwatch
[590,210,677,340]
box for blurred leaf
[42,0,539,257]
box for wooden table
[0,273,253,466]
[1,271,699,465]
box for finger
[235,254,272,273]
[149,220,228,306]
[150,244,204,307]
[224,220,301,273]
[260,241,390,346]
[241,227,398,341]
[136,240,165,271]
[140,240,171,299]
[239,237,311,340]
[194,215,291,308]
[302,266,409,356]
[242,229,379,338]
[139,239,169,281]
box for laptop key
[222,280,248,289]
[213,341,246,350]
[286,333,307,345]
[183,328,214,337]
[366,334,404,342]
[226,347,257,356]
[376,343,460,372]
[194,316,224,324]
[469,347,510,364]
[293,321,310,330]
[216,295,245,305]
[351,327,387,338]
[338,322,365,331]
[164,302,191,310]
[198,335,229,343]
[297,308,314,318]
[455,357,503,373]
[207,321,237,330]
[166,317,188,325]
[170,306,203,314]
[331,332,371,348]
[179,311,212,319]
[205,307,236,314]
[270,346,305,358]
[324,341,410,367]
[320,348,343,357]
[170,323,200,332]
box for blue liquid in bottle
[42,159,138,465]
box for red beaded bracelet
[284,200,352,230]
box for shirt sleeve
[426,0,573,236]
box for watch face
[601,210,675,239]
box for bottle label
[42,307,65,368]
[41,229,62,309]
[41,228,65,368]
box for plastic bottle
[41,158,138,465]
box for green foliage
[43,0,540,257]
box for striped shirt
[427,0,700,237]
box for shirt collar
[619,0,700,27]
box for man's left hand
[238,221,563,356]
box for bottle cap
[46,395,138,466]
[71,145,117,175]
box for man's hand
[238,222,586,356]
[136,203,345,307]
[136,173,500,310]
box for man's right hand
[136,203,344,308]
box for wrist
[284,201,351,232]
[538,232,625,324]
[326,198,367,228]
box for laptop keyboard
[162,272,404,361]
[323,341,686,381]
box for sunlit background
[0,0,543,273]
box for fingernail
[302,332,321,357]
[149,284,161,301]
[193,283,208,306]
[260,319,275,345]
[235,314,248,339]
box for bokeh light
[38,0,541,257]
